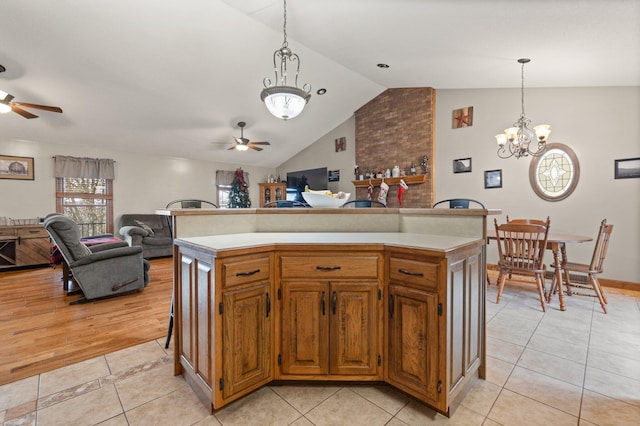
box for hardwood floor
[0,257,173,386]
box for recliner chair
[44,214,150,304]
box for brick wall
[354,88,435,208]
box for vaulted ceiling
[1,0,638,167]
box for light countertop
[175,232,482,254]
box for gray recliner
[44,215,150,304]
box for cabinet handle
[235,269,260,277]
[332,291,337,315]
[266,293,271,317]
[398,268,424,277]
[316,265,341,271]
[321,291,326,315]
[389,294,395,318]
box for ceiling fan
[0,65,63,119]
[0,90,63,119]
[229,121,270,151]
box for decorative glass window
[529,143,580,201]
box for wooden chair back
[506,216,549,226]
[494,218,550,273]
[589,219,614,273]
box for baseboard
[487,264,640,293]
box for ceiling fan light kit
[495,58,550,159]
[260,0,311,120]
[229,121,271,152]
[0,90,12,113]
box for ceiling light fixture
[0,90,13,113]
[495,58,550,159]
[260,0,311,120]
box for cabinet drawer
[0,228,17,237]
[389,257,438,289]
[17,227,49,238]
[281,255,379,279]
[222,256,270,288]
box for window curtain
[54,156,115,179]
[216,169,250,186]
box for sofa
[119,214,173,258]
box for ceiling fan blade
[249,141,271,145]
[13,102,63,113]
[11,106,38,119]
[228,145,237,150]
[248,145,263,151]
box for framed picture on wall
[484,169,502,189]
[453,158,472,173]
[614,157,640,179]
[452,106,473,128]
[0,155,34,180]
[335,137,346,152]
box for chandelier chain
[282,0,288,48]
[520,61,526,118]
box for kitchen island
[159,208,493,416]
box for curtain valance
[54,156,115,179]
[216,169,250,186]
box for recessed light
[377,63,389,69]
[317,88,327,95]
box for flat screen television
[286,167,328,202]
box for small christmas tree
[228,168,251,208]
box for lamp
[260,0,311,120]
[495,58,550,159]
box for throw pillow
[134,220,155,236]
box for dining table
[486,229,593,311]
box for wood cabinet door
[16,237,51,266]
[329,282,378,376]
[387,284,439,405]
[222,283,272,399]
[280,282,329,375]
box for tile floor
[1,281,639,425]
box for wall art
[453,158,472,173]
[0,155,34,180]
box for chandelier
[495,58,550,159]
[260,0,311,120]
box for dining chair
[550,219,613,313]
[341,200,387,208]
[432,198,485,209]
[263,200,309,208]
[494,217,551,311]
[165,199,218,208]
[506,216,549,226]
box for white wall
[276,117,357,196]
[436,87,640,283]
[0,139,276,230]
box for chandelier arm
[527,141,547,157]
[497,146,515,159]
